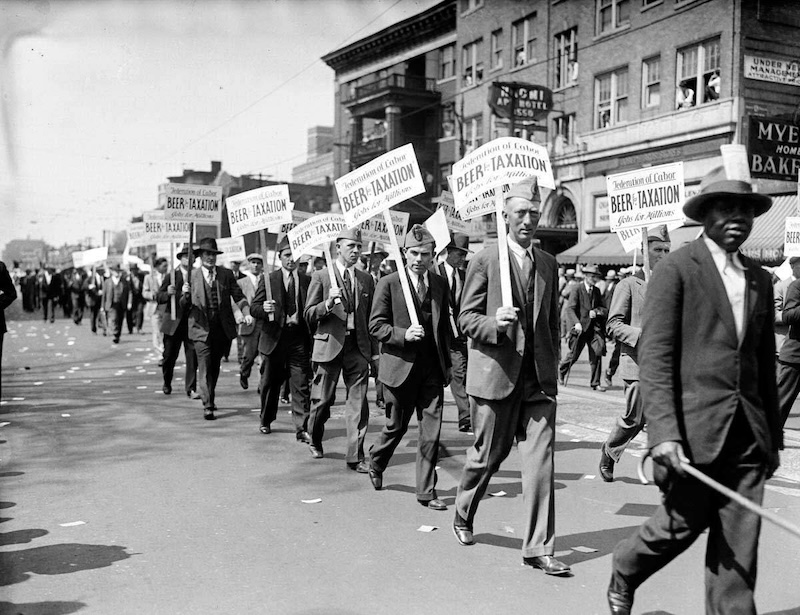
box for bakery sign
[744,54,800,87]
[748,116,800,182]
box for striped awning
[739,194,798,262]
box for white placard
[720,144,752,183]
[270,209,315,236]
[144,210,193,242]
[287,213,348,260]
[449,137,555,210]
[156,242,175,258]
[127,222,149,248]
[226,185,292,237]
[216,237,247,262]
[424,208,452,255]
[359,210,410,246]
[335,143,426,228]
[73,246,109,268]
[784,217,800,258]
[455,182,511,220]
[434,190,470,233]
[616,227,644,254]
[163,183,223,224]
[606,162,686,231]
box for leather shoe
[523,555,571,575]
[452,512,474,546]
[368,467,382,490]
[162,384,172,395]
[309,445,323,459]
[419,498,447,511]
[240,375,248,390]
[188,390,201,399]
[599,448,615,482]
[607,574,634,614]
[558,376,566,386]
[296,430,312,444]
[347,460,369,473]
[203,408,216,421]
[259,425,271,434]
[458,423,472,433]
[592,385,608,392]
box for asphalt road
[1,310,799,615]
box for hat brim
[683,190,772,221]
[197,248,223,255]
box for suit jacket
[774,275,794,352]
[438,262,466,341]
[565,282,607,354]
[639,238,781,466]
[369,270,451,387]
[606,271,646,381]
[102,277,130,311]
[82,272,105,307]
[779,277,800,364]
[458,242,560,400]
[182,266,248,343]
[142,271,163,303]
[304,265,377,363]
[156,268,190,336]
[0,261,17,335]
[251,268,311,355]
[39,271,62,300]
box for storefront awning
[739,194,798,263]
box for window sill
[592,22,631,42]
[508,62,536,76]
[460,5,484,18]
[641,0,663,12]
[553,82,579,93]
[460,81,484,92]
[489,65,504,73]
[436,76,457,86]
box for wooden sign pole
[186,223,194,291]
[494,191,513,307]
[642,228,651,283]
[382,209,419,327]
[258,228,275,321]
[169,242,176,320]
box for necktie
[523,251,535,302]
[343,269,353,313]
[723,253,744,342]
[417,275,427,301]
[450,270,458,309]
[286,272,297,316]
[208,269,219,310]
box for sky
[0,0,440,252]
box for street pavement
[1,309,799,615]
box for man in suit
[83,267,107,335]
[773,257,800,354]
[251,239,312,439]
[368,225,451,509]
[775,276,800,427]
[438,233,472,432]
[126,264,145,335]
[451,177,569,576]
[181,237,252,420]
[598,226,671,482]
[39,267,62,323]
[158,245,198,398]
[304,227,377,471]
[365,243,389,409]
[609,166,783,615]
[237,253,265,390]
[143,258,167,355]
[558,263,608,391]
[103,264,130,344]
[0,260,18,399]
[68,269,85,325]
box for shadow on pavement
[0,601,87,615]
[0,543,133,586]
[762,609,800,615]
[0,528,48,546]
[0,502,15,509]
[614,503,659,517]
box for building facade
[291,126,335,186]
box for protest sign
[359,210,410,246]
[455,182,511,220]
[606,162,685,231]
[163,183,223,224]
[226,185,292,238]
[144,210,194,243]
[287,213,348,260]
[433,191,471,233]
[270,209,315,238]
[449,137,554,210]
[380,210,419,326]
[216,237,247,263]
[424,208,452,255]
[784,217,800,257]
[127,222,149,248]
[335,143,425,228]
[73,246,109,269]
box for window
[553,114,576,148]
[465,114,484,152]
[441,104,457,139]
[438,44,456,81]
[459,0,483,14]
[439,163,453,192]
[512,13,536,67]
[676,37,720,109]
[490,29,503,70]
[595,67,628,129]
[462,39,484,87]
[597,0,630,34]
[642,0,661,6]
[554,27,578,89]
[642,56,660,108]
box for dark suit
[776,277,800,426]
[368,269,451,501]
[613,238,782,614]
[68,272,85,324]
[558,281,607,387]
[0,261,17,398]
[102,276,130,343]
[157,268,197,395]
[454,240,560,558]
[126,271,145,334]
[82,271,107,334]
[251,268,312,434]
[304,265,377,463]
[39,271,62,323]
[438,262,471,430]
[182,265,248,411]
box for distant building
[292,126,335,186]
[2,239,48,270]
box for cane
[637,451,800,540]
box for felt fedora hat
[683,166,772,221]
[581,264,600,276]
[446,233,472,253]
[195,237,223,254]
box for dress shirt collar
[335,259,355,286]
[201,265,216,284]
[407,268,429,288]
[703,234,745,272]
[281,267,295,282]
[506,234,534,262]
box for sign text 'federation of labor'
[226,185,292,237]
[163,184,223,224]
[606,162,686,231]
[335,143,426,228]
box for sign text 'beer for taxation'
[434,191,470,233]
[287,213,348,260]
[163,184,223,224]
[127,222,149,248]
[359,210,410,246]
[784,217,800,258]
[143,210,193,242]
[335,143,425,228]
[226,185,292,237]
[606,162,685,231]
[449,137,554,210]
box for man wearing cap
[609,166,782,615]
[598,226,671,482]
[181,238,252,420]
[251,239,312,440]
[558,264,608,391]
[452,177,569,575]
[237,253,265,391]
[438,232,472,432]
[305,227,377,471]
[102,264,130,344]
[368,225,451,510]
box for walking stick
[637,452,800,540]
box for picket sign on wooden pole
[641,228,651,283]
[186,223,194,291]
[169,243,176,320]
[494,191,513,307]
[258,228,275,321]
[323,243,342,307]
[382,209,419,327]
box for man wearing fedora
[609,166,782,615]
[237,252,265,390]
[368,225,451,510]
[558,263,608,391]
[438,232,472,432]
[250,238,312,439]
[103,264,130,344]
[451,177,569,576]
[305,227,377,471]
[181,238,252,420]
[598,226,671,483]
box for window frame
[490,28,504,71]
[461,39,484,88]
[511,12,537,68]
[594,67,629,129]
[675,36,721,109]
[641,55,661,108]
[459,0,484,15]
[438,43,457,82]
[465,113,484,152]
[553,113,577,147]
[554,27,578,89]
[597,0,631,35]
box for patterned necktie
[523,251,535,303]
[286,272,296,316]
[343,269,353,313]
[208,269,219,310]
[417,274,427,301]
